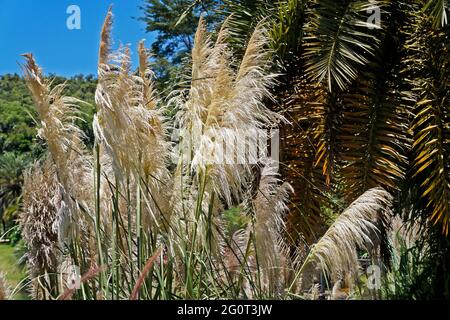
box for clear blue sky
[0,0,156,76]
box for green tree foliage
[140,0,222,89]
[0,74,36,155]
[0,74,97,157]
[139,0,299,89]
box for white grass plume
[173,17,282,207]
[20,158,61,279]
[99,6,113,66]
[253,160,293,295]
[0,272,11,300]
[21,53,93,243]
[296,187,393,285]
[221,160,294,298]
[95,10,171,232]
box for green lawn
[0,243,29,300]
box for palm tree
[223,0,448,235]
[218,0,449,297]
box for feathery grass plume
[174,17,281,206]
[223,228,251,277]
[21,54,84,189]
[220,227,255,298]
[252,159,293,296]
[95,10,171,232]
[138,40,157,111]
[168,17,274,265]
[292,187,393,291]
[390,216,425,260]
[21,53,93,242]
[163,18,286,290]
[0,272,11,300]
[220,160,294,298]
[99,6,113,66]
[232,20,279,125]
[20,158,61,298]
[96,10,168,179]
[135,41,170,181]
[169,16,232,258]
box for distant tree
[139,0,222,89]
[0,74,37,156]
[0,74,97,157]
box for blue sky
[0,0,156,76]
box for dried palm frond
[339,34,411,204]
[276,75,331,244]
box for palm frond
[269,0,305,62]
[221,0,274,54]
[407,11,450,235]
[303,0,386,91]
[276,76,331,244]
[340,55,411,202]
[424,0,449,29]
